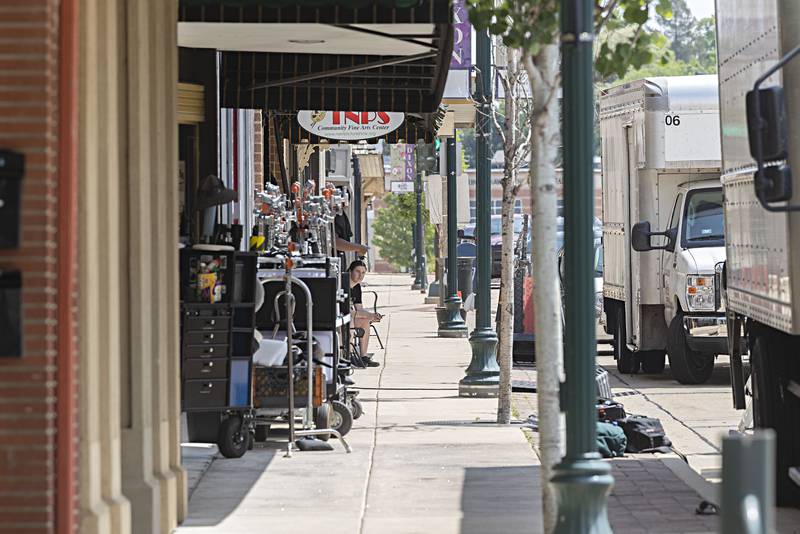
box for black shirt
[334,213,353,241]
[350,283,362,306]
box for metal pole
[352,153,362,244]
[461,27,499,396]
[413,158,427,291]
[551,0,613,531]
[437,137,468,337]
[722,431,775,534]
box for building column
[77,0,131,532]
[149,1,178,531]
[120,0,163,531]
[165,0,188,523]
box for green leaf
[655,0,673,20]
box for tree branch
[595,0,622,34]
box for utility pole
[460,27,499,396]
[437,137,468,337]
[552,0,613,531]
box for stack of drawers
[181,305,233,410]
[179,249,257,415]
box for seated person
[348,260,381,367]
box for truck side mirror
[631,222,653,251]
[631,222,677,252]
[746,87,793,203]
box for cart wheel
[254,424,270,442]
[351,398,363,420]
[217,416,250,459]
[314,403,332,442]
[330,400,354,437]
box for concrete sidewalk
[175,273,543,534]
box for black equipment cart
[180,247,258,458]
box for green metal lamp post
[460,27,499,396]
[437,136,468,337]
[412,141,428,292]
[551,0,613,531]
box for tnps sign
[297,111,404,141]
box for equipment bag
[596,398,626,423]
[621,415,672,453]
[596,422,627,458]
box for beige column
[78,0,131,532]
[120,0,162,531]
[164,0,189,523]
[148,0,179,531]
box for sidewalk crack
[357,275,395,534]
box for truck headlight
[686,275,715,311]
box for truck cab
[599,75,728,384]
[633,179,727,384]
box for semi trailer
[715,0,800,507]
[599,76,729,384]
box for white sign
[663,110,721,163]
[297,110,404,141]
[391,182,415,193]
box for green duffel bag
[596,421,627,458]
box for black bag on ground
[596,398,626,423]
[621,415,672,453]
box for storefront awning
[178,0,453,113]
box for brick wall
[0,1,63,533]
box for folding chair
[363,290,384,350]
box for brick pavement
[512,367,717,534]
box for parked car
[491,215,525,277]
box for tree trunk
[496,47,520,425]
[524,45,563,534]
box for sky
[685,0,715,19]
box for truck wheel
[640,351,666,374]
[750,328,800,507]
[614,307,639,374]
[667,314,714,385]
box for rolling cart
[179,247,258,458]
[253,256,352,455]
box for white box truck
[600,76,729,385]
[715,0,800,506]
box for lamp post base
[552,456,614,534]
[459,328,499,396]
[437,298,468,337]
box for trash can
[457,257,474,300]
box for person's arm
[335,236,368,255]
[352,303,381,322]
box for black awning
[179,0,453,113]
[179,0,451,24]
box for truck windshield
[682,188,724,248]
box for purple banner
[404,144,416,182]
[450,0,471,70]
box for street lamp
[437,136,469,338]
[551,0,613,531]
[460,27,499,396]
